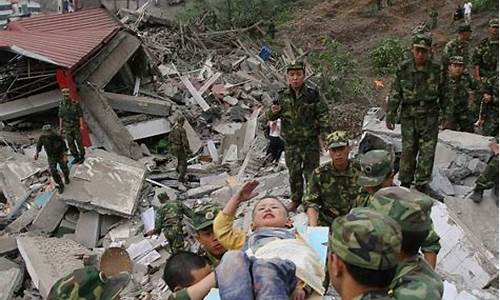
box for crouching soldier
[34,124,70,194]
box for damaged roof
[0,8,121,69]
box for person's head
[192,204,226,259]
[251,197,292,230]
[286,61,305,90]
[163,251,211,292]
[457,23,472,41]
[327,131,351,170]
[411,34,432,66]
[176,114,185,125]
[358,149,395,194]
[61,88,71,101]
[157,192,170,204]
[448,56,465,77]
[488,18,499,39]
[328,208,402,295]
[369,187,433,257]
[42,124,54,135]
[48,265,131,300]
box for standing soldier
[470,141,499,203]
[428,10,438,29]
[441,56,477,132]
[477,74,499,136]
[442,24,473,73]
[472,18,498,82]
[386,34,444,196]
[303,131,361,226]
[58,88,85,164]
[34,125,70,194]
[262,61,331,211]
[170,115,190,182]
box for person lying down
[172,180,325,300]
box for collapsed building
[0,4,498,300]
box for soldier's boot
[470,188,483,203]
[415,183,444,201]
[64,175,70,185]
[400,182,411,188]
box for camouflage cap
[412,34,432,50]
[191,203,221,231]
[327,131,349,149]
[42,124,53,132]
[357,149,394,188]
[329,207,402,271]
[449,56,464,65]
[369,186,433,232]
[47,265,131,300]
[489,18,499,27]
[457,23,472,33]
[286,61,305,71]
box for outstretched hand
[235,180,260,203]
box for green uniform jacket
[303,159,361,225]
[472,38,499,79]
[387,59,444,124]
[388,256,444,300]
[353,292,395,300]
[442,38,472,69]
[170,124,190,155]
[442,73,478,120]
[263,85,331,144]
[59,100,83,129]
[36,133,67,158]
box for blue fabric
[215,251,297,300]
[242,227,296,253]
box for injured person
[170,180,325,300]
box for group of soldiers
[35,88,86,193]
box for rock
[430,169,455,197]
[186,184,224,199]
[222,96,239,106]
[468,158,487,175]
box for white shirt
[464,2,472,15]
[268,119,281,137]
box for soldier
[369,187,444,299]
[442,24,473,73]
[34,124,70,194]
[303,131,361,226]
[386,34,444,196]
[355,150,441,269]
[262,61,331,211]
[470,141,499,203]
[58,88,85,164]
[148,192,191,254]
[477,74,499,136]
[170,115,190,182]
[472,18,498,82]
[328,207,401,299]
[428,10,438,29]
[441,56,477,132]
[191,204,227,266]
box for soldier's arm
[77,104,84,129]
[421,226,441,269]
[386,68,403,125]
[36,137,43,153]
[303,171,322,226]
[213,211,246,250]
[316,91,331,141]
[471,46,483,80]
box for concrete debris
[206,140,220,163]
[183,120,203,154]
[199,172,229,186]
[32,192,67,233]
[105,92,172,116]
[126,118,172,140]
[0,259,23,300]
[74,210,101,249]
[0,235,17,255]
[223,96,239,106]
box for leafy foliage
[369,38,406,75]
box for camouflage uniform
[472,19,499,81]
[387,35,444,188]
[192,204,224,267]
[441,24,473,71]
[263,62,331,205]
[442,56,477,132]
[48,266,130,300]
[59,97,85,162]
[480,75,499,136]
[355,150,441,255]
[170,119,190,182]
[36,125,70,191]
[329,207,401,300]
[471,142,499,203]
[303,131,361,225]
[155,197,191,253]
[428,10,438,29]
[369,187,444,300]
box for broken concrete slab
[5,205,40,233]
[0,235,17,255]
[125,118,171,140]
[32,192,68,233]
[430,169,455,197]
[213,122,242,135]
[62,149,146,218]
[100,215,122,237]
[432,201,498,290]
[179,76,210,111]
[438,130,496,161]
[0,90,61,121]
[206,140,219,163]
[222,96,239,106]
[183,120,203,154]
[105,92,172,116]
[75,210,101,248]
[222,144,238,164]
[199,172,229,186]
[186,184,224,199]
[17,236,91,298]
[0,267,22,300]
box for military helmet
[369,186,433,232]
[329,207,402,271]
[191,203,221,231]
[286,61,305,71]
[412,34,432,50]
[326,131,349,149]
[47,265,131,300]
[449,56,464,65]
[489,18,499,27]
[457,23,472,33]
[357,149,394,188]
[42,124,53,132]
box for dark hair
[401,230,429,256]
[163,251,209,290]
[345,261,396,288]
[251,197,288,218]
